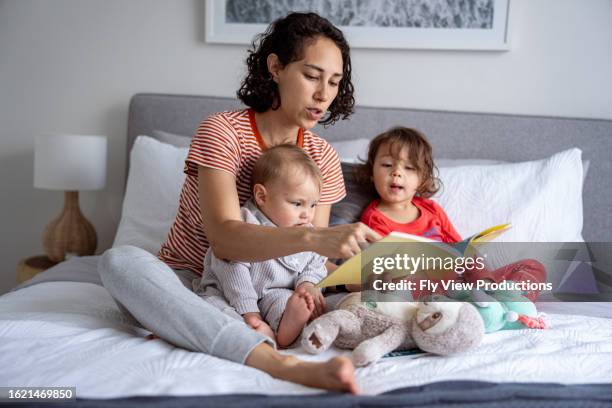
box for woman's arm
[198,166,381,262]
[311,204,343,274]
[312,203,331,228]
[198,166,306,261]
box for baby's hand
[243,312,275,341]
[296,282,325,319]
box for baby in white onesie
[195,144,327,347]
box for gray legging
[98,245,272,364]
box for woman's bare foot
[284,356,359,394]
[245,344,359,394]
[276,291,315,347]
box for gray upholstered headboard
[127,93,612,241]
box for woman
[100,12,380,393]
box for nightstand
[17,255,58,284]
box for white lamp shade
[34,134,107,191]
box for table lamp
[34,134,107,262]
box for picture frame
[205,0,510,51]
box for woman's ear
[253,183,267,206]
[267,53,282,83]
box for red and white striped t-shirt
[158,109,346,275]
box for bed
[2,93,612,407]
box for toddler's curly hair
[355,127,440,198]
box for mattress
[2,256,612,405]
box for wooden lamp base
[43,191,97,262]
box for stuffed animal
[450,284,546,333]
[301,292,484,366]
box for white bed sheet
[1,281,612,398]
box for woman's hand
[310,223,382,259]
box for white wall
[1,0,611,295]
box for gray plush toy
[301,292,485,366]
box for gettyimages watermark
[358,242,612,302]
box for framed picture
[205,0,510,51]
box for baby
[354,127,546,301]
[195,144,326,347]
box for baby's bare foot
[304,293,315,314]
[277,292,315,347]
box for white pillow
[113,137,584,259]
[112,136,188,254]
[433,148,584,243]
[436,158,506,167]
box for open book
[316,223,511,288]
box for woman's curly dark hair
[355,127,441,199]
[237,12,354,126]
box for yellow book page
[469,223,511,243]
[316,232,460,288]
[316,224,511,288]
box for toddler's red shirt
[360,197,462,243]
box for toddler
[356,127,546,301]
[195,144,326,348]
